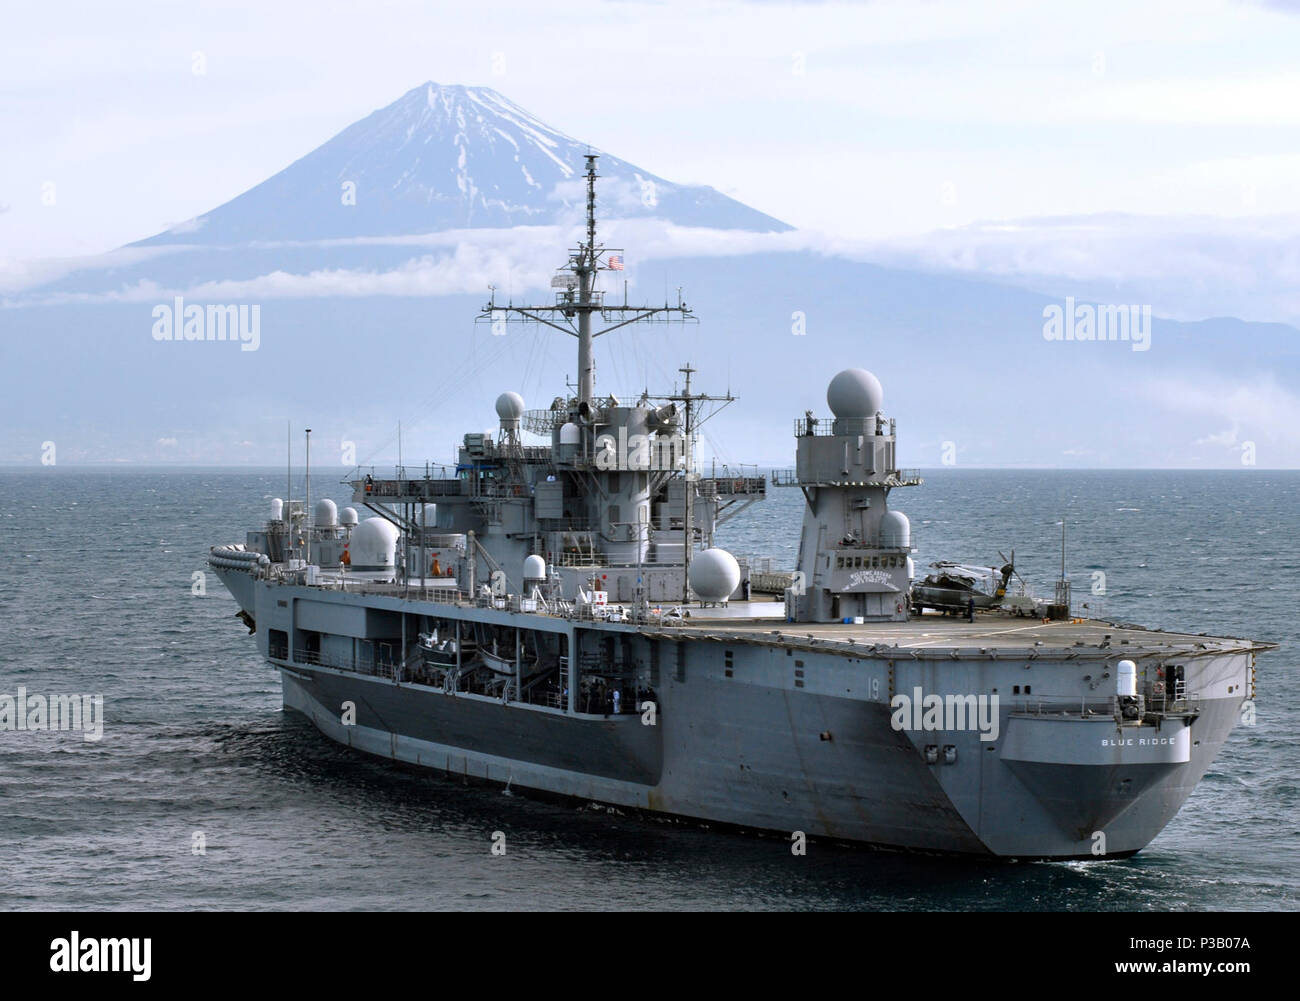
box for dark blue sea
[1,468,1295,910]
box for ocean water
[1,467,1295,911]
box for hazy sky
[5,0,1300,260]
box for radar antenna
[478,154,696,408]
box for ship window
[1013,685,1020,694]
[269,629,288,660]
[855,557,863,569]
[608,472,621,492]
[872,557,879,569]
[1024,685,1031,695]
[836,556,845,569]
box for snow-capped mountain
[136,82,789,246]
[2,81,1295,468]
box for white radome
[314,498,337,527]
[270,498,284,521]
[689,548,741,603]
[339,507,359,527]
[826,368,884,421]
[350,517,399,570]
[559,422,581,445]
[523,554,547,580]
[879,510,910,549]
[496,391,525,421]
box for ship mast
[479,154,695,408]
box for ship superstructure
[211,157,1273,859]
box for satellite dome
[827,368,884,421]
[339,507,359,527]
[689,548,741,603]
[350,517,399,570]
[559,422,581,445]
[523,555,547,580]
[496,391,525,421]
[270,498,284,521]
[879,510,911,549]
[314,498,337,527]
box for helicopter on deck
[911,550,1036,616]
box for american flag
[606,254,624,271]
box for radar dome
[270,498,284,521]
[523,555,547,580]
[314,498,337,527]
[879,510,910,549]
[559,422,581,445]
[689,548,741,603]
[350,517,399,570]
[339,507,359,527]
[496,391,525,421]
[827,368,884,421]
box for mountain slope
[134,82,790,246]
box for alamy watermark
[594,428,687,472]
[50,933,150,981]
[890,687,1000,742]
[1043,296,1151,352]
[1,687,104,742]
[151,296,261,351]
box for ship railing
[551,551,609,568]
[536,517,596,531]
[1008,693,1202,721]
[702,474,767,496]
[352,478,466,500]
[769,466,922,488]
[293,648,400,681]
[1009,695,1119,718]
[793,418,835,437]
[1143,690,1203,715]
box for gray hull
[258,597,1252,860]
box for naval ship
[211,156,1273,859]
